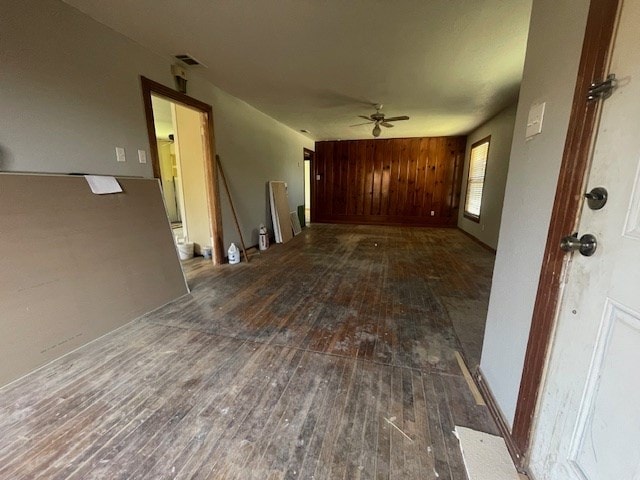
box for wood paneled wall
[313,137,467,226]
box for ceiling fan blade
[383,116,410,122]
[350,121,374,127]
[358,115,372,121]
[381,122,394,128]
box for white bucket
[177,242,194,260]
[228,243,240,264]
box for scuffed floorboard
[0,224,498,479]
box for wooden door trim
[140,76,223,265]
[511,0,620,461]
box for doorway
[152,96,184,241]
[151,96,210,253]
[303,148,314,225]
[508,0,621,463]
[141,77,223,265]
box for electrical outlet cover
[115,147,126,162]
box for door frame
[510,0,621,464]
[140,76,223,265]
[303,148,314,224]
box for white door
[529,2,640,479]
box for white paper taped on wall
[84,175,123,194]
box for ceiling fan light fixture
[352,104,410,138]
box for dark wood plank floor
[0,224,497,479]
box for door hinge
[587,74,616,101]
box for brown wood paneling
[389,140,401,217]
[445,137,467,221]
[380,141,392,215]
[408,139,421,216]
[426,138,439,215]
[337,142,349,215]
[363,141,374,215]
[347,142,358,215]
[324,142,334,217]
[419,138,432,214]
[314,137,466,226]
[396,140,408,216]
[432,140,446,218]
[371,140,383,215]
[355,141,366,215]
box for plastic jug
[259,225,269,251]
[228,243,240,264]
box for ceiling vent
[174,54,204,67]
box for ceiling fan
[350,104,410,137]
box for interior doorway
[303,148,314,225]
[151,96,211,255]
[140,77,223,265]
[152,96,184,241]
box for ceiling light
[372,124,381,137]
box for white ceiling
[63,0,532,141]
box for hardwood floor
[0,224,497,479]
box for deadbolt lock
[584,187,608,210]
[560,233,598,257]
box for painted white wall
[479,0,590,427]
[0,0,312,248]
[458,103,518,249]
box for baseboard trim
[457,228,497,253]
[475,368,526,471]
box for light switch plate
[138,149,147,164]
[526,102,546,139]
[115,147,126,162]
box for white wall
[479,0,590,427]
[0,0,312,249]
[458,103,517,249]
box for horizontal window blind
[464,139,490,219]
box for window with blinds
[464,136,490,221]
